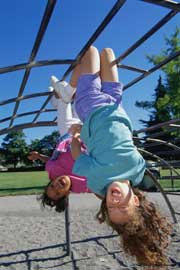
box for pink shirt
[45,138,91,193]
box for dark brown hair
[96,187,172,268]
[37,182,68,213]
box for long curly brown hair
[96,187,172,269]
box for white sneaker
[48,86,54,92]
[50,75,76,103]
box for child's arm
[71,133,82,160]
[28,151,49,163]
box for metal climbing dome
[0,0,180,268]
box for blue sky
[0,0,179,145]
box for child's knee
[84,45,98,58]
[100,48,115,60]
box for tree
[29,130,59,158]
[39,131,59,156]
[136,27,180,125]
[0,130,28,168]
[135,28,180,159]
[136,76,170,128]
[146,27,180,121]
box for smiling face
[47,175,71,201]
[106,180,140,225]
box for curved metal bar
[0,91,52,106]
[0,59,75,75]
[61,0,127,81]
[32,95,52,123]
[0,121,57,136]
[65,197,71,256]
[138,148,180,176]
[9,0,57,128]
[0,109,56,124]
[118,64,148,74]
[29,0,57,61]
[135,118,180,134]
[34,1,127,124]
[123,50,180,90]
[141,0,180,12]
[141,127,180,139]
[169,124,180,128]
[152,150,180,157]
[134,136,180,151]
[115,10,178,62]
[146,169,177,223]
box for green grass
[160,168,180,176]
[0,170,180,197]
[159,168,180,189]
[159,179,180,189]
[0,171,49,196]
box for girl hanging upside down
[68,45,172,269]
[28,67,91,213]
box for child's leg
[75,46,102,122]
[100,48,123,104]
[75,46,123,123]
[56,100,73,137]
[69,64,81,88]
[56,101,81,136]
[100,48,119,82]
[76,46,123,122]
[79,46,100,75]
[71,103,82,124]
[51,66,82,136]
[51,65,81,103]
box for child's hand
[71,134,81,160]
[69,124,82,136]
[28,151,40,161]
[71,133,81,147]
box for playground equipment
[0,0,180,258]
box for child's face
[106,180,139,225]
[47,175,71,201]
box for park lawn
[160,179,180,189]
[0,171,49,196]
[160,168,180,176]
[159,168,180,189]
[0,169,180,196]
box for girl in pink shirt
[28,67,91,213]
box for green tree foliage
[29,130,59,159]
[136,76,170,127]
[135,28,180,159]
[0,130,60,167]
[147,27,180,121]
[39,130,59,156]
[0,130,28,168]
[136,27,180,125]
